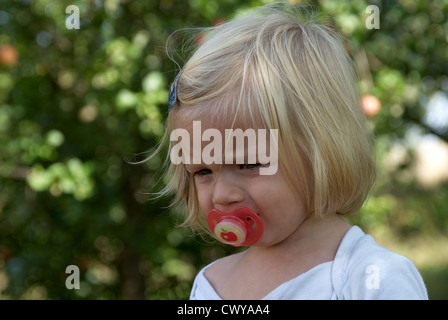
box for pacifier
[207,206,264,247]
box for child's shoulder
[338,226,417,271]
[334,226,428,299]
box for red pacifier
[207,206,264,247]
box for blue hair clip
[168,69,183,112]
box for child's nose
[212,172,244,209]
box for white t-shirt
[189,226,428,300]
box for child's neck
[246,213,351,268]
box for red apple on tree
[361,94,381,117]
[0,44,18,68]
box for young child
[156,3,428,299]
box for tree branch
[403,111,448,143]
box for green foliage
[0,0,447,299]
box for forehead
[173,107,266,159]
[172,100,267,132]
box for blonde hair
[153,3,376,233]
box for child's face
[176,114,308,247]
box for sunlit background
[0,0,447,299]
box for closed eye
[239,163,262,171]
[193,168,212,177]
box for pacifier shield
[207,206,264,247]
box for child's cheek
[195,184,214,211]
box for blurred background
[0,0,447,299]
